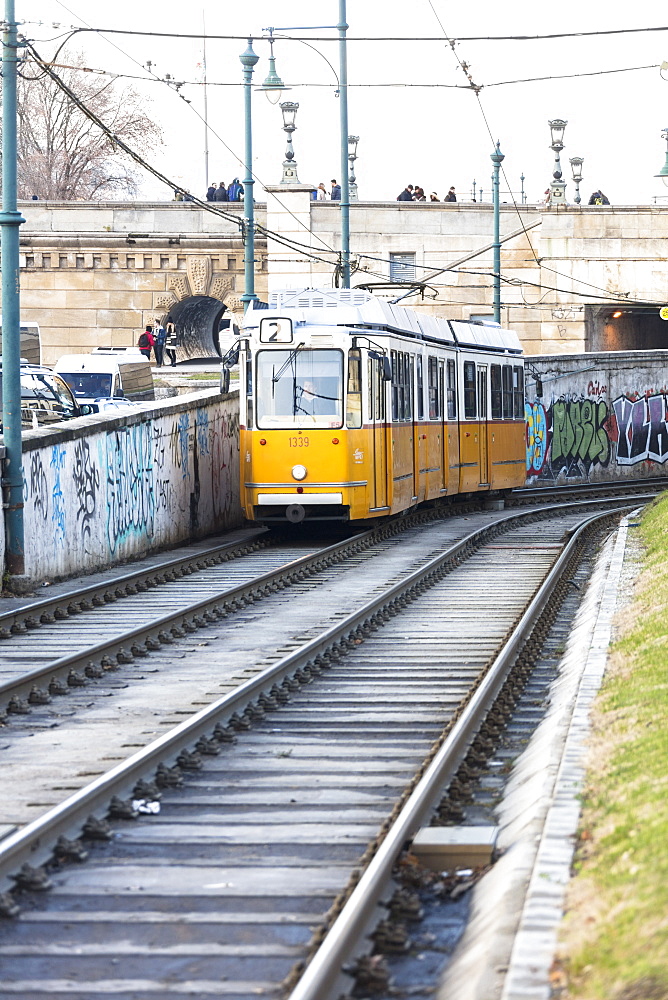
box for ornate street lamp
[348,134,359,201]
[279,101,300,184]
[655,127,668,185]
[257,30,289,104]
[569,156,584,204]
[548,118,567,205]
[239,39,259,311]
[490,141,505,324]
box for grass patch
[559,494,668,999]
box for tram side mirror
[222,347,239,368]
[220,369,231,394]
[369,351,392,381]
[535,377,543,398]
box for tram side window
[490,364,502,418]
[407,355,414,420]
[502,364,513,418]
[513,366,524,419]
[368,356,386,421]
[392,350,412,421]
[428,357,439,419]
[447,359,457,419]
[245,350,253,426]
[463,361,477,419]
[347,349,362,428]
[416,356,424,420]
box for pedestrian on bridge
[138,325,154,360]
[165,321,178,367]
[153,321,166,366]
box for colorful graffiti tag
[613,393,668,465]
[526,395,612,478]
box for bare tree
[18,52,163,200]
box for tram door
[477,365,490,486]
[369,356,389,509]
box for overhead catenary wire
[18,22,668,43]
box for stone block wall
[525,350,668,484]
[11,388,241,583]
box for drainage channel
[0,503,636,999]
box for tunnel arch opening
[586,304,668,352]
[160,295,239,363]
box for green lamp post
[490,141,505,325]
[239,39,260,312]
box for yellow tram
[231,288,526,524]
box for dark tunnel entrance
[586,304,668,351]
[161,296,239,363]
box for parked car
[54,348,155,413]
[0,362,92,428]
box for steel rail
[0,527,269,637]
[0,496,645,894]
[287,503,636,1000]
[0,526,380,714]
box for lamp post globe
[548,118,568,206]
[569,156,584,205]
[655,127,668,186]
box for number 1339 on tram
[224,288,526,525]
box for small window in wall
[491,364,502,418]
[347,349,362,428]
[513,366,524,419]
[389,252,416,282]
[463,361,477,419]
[447,359,457,419]
[502,364,513,417]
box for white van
[54,348,155,412]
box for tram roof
[247,288,522,355]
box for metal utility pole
[338,0,351,288]
[1,0,25,578]
[491,141,505,325]
[202,11,209,192]
[239,39,259,311]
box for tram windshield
[256,349,343,428]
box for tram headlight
[292,464,307,481]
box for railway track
[0,493,650,999]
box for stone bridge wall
[525,350,668,483]
[8,388,241,584]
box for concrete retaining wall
[526,350,668,483]
[12,388,240,583]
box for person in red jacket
[137,325,155,360]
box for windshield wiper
[271,342,305,383]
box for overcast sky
[21,1,668,206]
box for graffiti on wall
[50,445,67,546]
[106,423,155,553]
[613,393,668,465]
[20,396,241,581]
[73,439,100,549]
[526,394,612,478]
[527,380,668,480]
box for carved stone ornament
[210,274,233,302]
[187,255,212,296]
[168,274,190,301]
[155,293,178,310]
